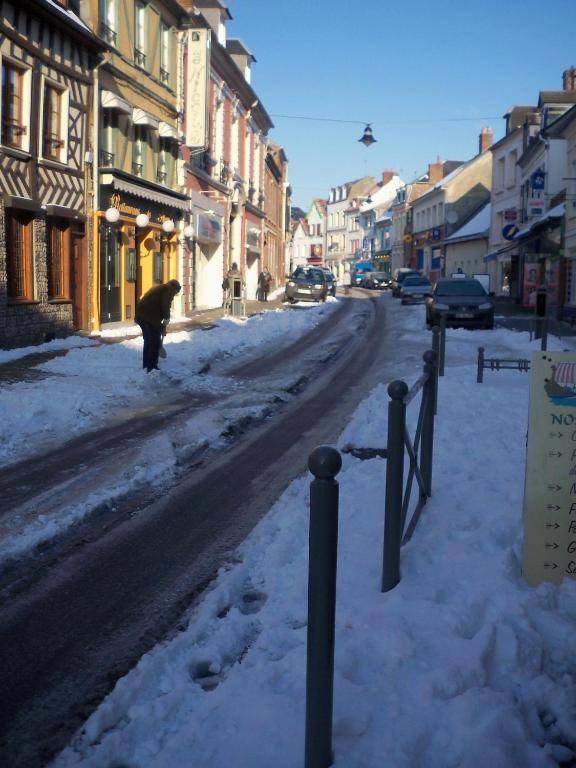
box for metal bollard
[541,316,548,352]
[439,315,446,377]
[431,325,441,414]
[420,350,437,498]
[305,445,342,768]
[477,347,485,384]
[382,380,408,593]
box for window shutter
[148,7,161,76]
[118,114,130,172]
[120,0,134,51]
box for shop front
[95,180,188,328]
[194,206,224,310]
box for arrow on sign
[548,451,563,458]
[544,562,558,569]
[549,432,564,438]
[545,522,560,529]
[546,505,561,512]
[547,484,562,492]
[545,542,559,550]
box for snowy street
[2,292,575,767]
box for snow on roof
[445,203,491,242]
[515,202,565,239]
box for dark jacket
[135,281,180,330]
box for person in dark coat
[258,267,272,301]
[135,279,181,372]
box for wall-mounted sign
[246,227,261,252]
[531,169,546,191]
[523,352,576,586]
[185,28,210,148]
[432,228,441,241]
[196,212,222,245]
[504,208,518,221]
[528,199,545,219]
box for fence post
[420,350,436,498]
[541,316,548,352]
[305,445,342,768]
[477,347,485,384]
[439,315,446,377]
[382,380,408,593]
[432,325,441,413]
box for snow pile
[0,335,97,364]
[0,302,337,466]
[55,314,576,767]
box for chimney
[381,169,395,186]
[428,157,443,184]
[479,127,493,154]
[563,66,576,92]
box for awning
[3,194,41,212]
[132,108,159,130]
[159,122,179,140]
[45,204,84,220]
[515,202,565,239]
[101,90,131,114]
[102,174,189,211]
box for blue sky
[226,0,575,211]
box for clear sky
[226,0,576,211]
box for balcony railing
[157,170,167,184]
[160,67,170,85]
[134,48,147,68]
[100,23,117,47]
[2,118,27,148]
[132,162,144,177]
[99,150,115,167]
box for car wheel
[288,297,296,304]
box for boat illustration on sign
[545,363,576,406]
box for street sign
[504,208,517,221]
[502,223,519,241]
[531,169,546,191]
[528,199,545,218]
[523,352,576,586]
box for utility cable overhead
[270,113,501,125]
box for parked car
[400,276,433,304]
[285,267,328,303]
[361,271,390,290]
[425,278,494,329]
[391,269,421,297]
[321,268,337,297]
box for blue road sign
[502,223,519,241]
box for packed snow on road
[54,302,576,768]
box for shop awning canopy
[101,90,131,114]
[103,174,189,211]
[132,108,159,130]
[515,202,565,239]
[158,122,179,140]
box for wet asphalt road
[0,292,427,767]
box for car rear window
[403,277,431,286]
[306,269,325,281]
[435,280,487,296]
[397,271,420,282]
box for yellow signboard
[523,352,576,586]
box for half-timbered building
[0,0,104,347]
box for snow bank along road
[0,291,425,768]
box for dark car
[400,276,433,304]
[361,271,390,290]
[391,269,421,297]
[426,278,494,329]
[321,268,337,297]
[285,267,328,303]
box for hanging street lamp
[359,124,377,147]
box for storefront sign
[101,191,180,226]
[523,352,576,586]
[186,28,210,148]
[196,212,222,245]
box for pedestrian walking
[258,266,272,302]
[135,279,181,373]
[343,269,352,296]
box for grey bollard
[305,446,342,768]
[477,347,485,384]
[420,350,437,499]
[382,380,408,593]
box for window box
[99,150,115,167]
[132,162,144,177]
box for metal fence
[476,346,531,383]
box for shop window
[6,210,34,301]
[47,219,70,299]
[126,248,137,282]
[1,60,30,150]
[153,251,163,283]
